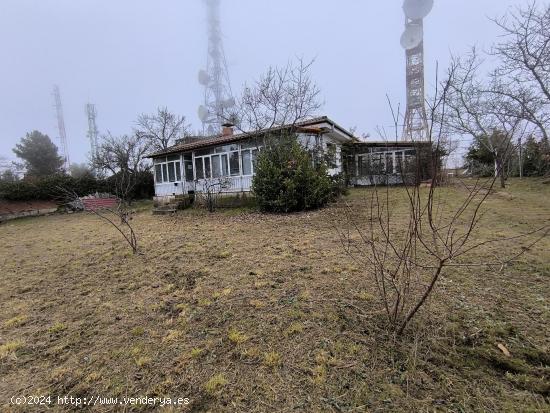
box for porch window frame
[153,155,182,184]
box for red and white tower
[400,0,434,142]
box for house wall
[298,133,343,176]
[344,143,429,186]
[153,133,347,197]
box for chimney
[222,122,234,136]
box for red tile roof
[147,116,354,158]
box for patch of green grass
[0,341,23,359]
[163,330,182,342]
[205,373,228,395]
[284,322,304,337]
[4,315,28,328]
[48,322,67,334]
[135,356,152,367]
[131,327,145,336]
[212,288,232,299]
[263,351,281,368]
[228,329,248,345]
[190,348,204,358]
[214,250,232,259]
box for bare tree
[135,107,190,151]
[0,156,22,181]
[92,133,150,202]
[444,50,526,188]
[489,2,550,140]
[335,68,548,336]
[228,57,322,134]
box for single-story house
[147,115,430,202]
[148,116,354,199]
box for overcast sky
[0,0,524,165]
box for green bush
[329,172,349,199]
[0,172,154,202]
[251,135,335,212]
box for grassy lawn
[0,178,549,412]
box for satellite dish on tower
[198,105,209,122]
[221,97,235,109]
[403,0,434,20]
[400,24,423,50]
[198,70,210,85]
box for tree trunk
[495,156,506,189]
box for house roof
[346,140,432,148]
[147,116,355,158]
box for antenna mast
[198,0,235,135]
[85,103,99,165]
[53,85,70,170]
[401,0,433,142]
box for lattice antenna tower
[53,85,71,170]
[400,0,434,142]
[85,103,99,163]
[197,0,235,135]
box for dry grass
[0,178,548,412]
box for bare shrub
[195,177,232,213]
[59,188,139,254]
[335,68,548,336]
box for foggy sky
[0,0,523,166]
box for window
[229,152,240,176]
[241,140,261,150]
[241,150,252,175]
[195,158,204,179]
[215,144,239,153]
[221,154,228,176]
[168,162,175,181]
[326,143,337,168]
[192,141,264,180]
[195,148,215,156]
[358,156,369,176]
[385,153,394,174]
[153,155,181,184]
[395,151,404,173]
[371,154,384,174]
[184,160,194,181]
[212,154,221,178]
[155,164,162,182]
[204,157,211,178]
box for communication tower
[197,0,235,135]
[53,85,71,170]
[85,103,99,163]
[400,0,434,141]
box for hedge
[0,172,154,202]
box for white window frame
[154,155,182,184]
[192,142,261,180]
